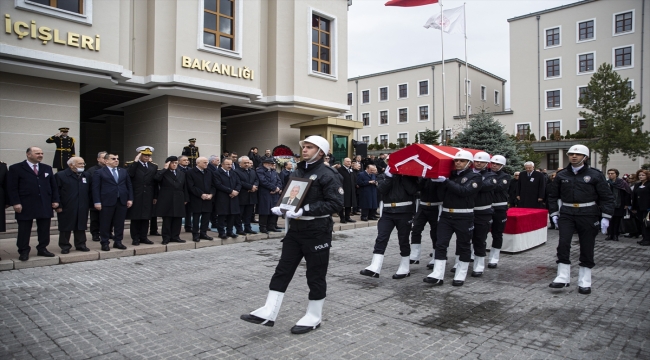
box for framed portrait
[276,178,312,212]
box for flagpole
[464,2,469,128]
[440,0,446,145]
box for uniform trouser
[16,218,51,255]
[89,210,100,237]
[609,215,622,236]
[556,213,599,268]
[100,204,127,245]
[372,212,413,257]
[218,214,235,234]
[435,215,473,262]
[410,207,439,249]
[184,204,192,230]
[192,212,211,235]
[162,217,182,241]
[269,218,332,300]
[239,204,254,231]
[490,209,508,249]
[469,213,491,257]
[150,216,158,234]
[59,230,87,251]
[130,219,150,241]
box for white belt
[562,201,596,208]
[492,202,508,207]
[474,205,492,211]
[295,215,330,221]
[442,207,473,213]
[420,202,442,207]
[383,201,413,208]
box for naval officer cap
[136,146,154,155]
[188,138,197,142]
[59,127,70,132]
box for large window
[204,0,235,50]
[546,27,560,47]
[361,136,370,143]
[614,46,633,68]
[578,86,588,106]
[578,53,594,73]
[546,90,561,109]
[379,135,388,148]
[398,84,408,99]
[546,59,561,78]
[517,124,530,140]
[578,20,594,41]
[362,113,370,127]
[380,111,388,125]
[615,11,633,34]
[398,108,408,123]
[546,121,561,139]
[362,90,370,104]
[419,81,429,96]
[347,93,352,106]
[397,133,408,146]
[547,153,559,170]
[312,15,331,74]
[379,87,388,101]
[578,119,588,133]
[30,0,83,13]
[419,106,429,121]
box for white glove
[271,207,283,216]
[552,216,558,230]
[431,176,447,182]
[285,208,304,219]
[384,166,393,178]
[600,218,609,235]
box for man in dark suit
[186,157,216,242]
[178,155,193,232]
[357,164,378,221]
[7,147,60,261]
[54,157,91,254]
[516,162,546,208]
[337,157,357,223]
[86,151,107,241]
[235,156,259,235]
[508,172,520,207]
[281,185,302,207]
[207,155,222,232]
[126,146,158,246]
[92,153,133,251]
[280,162,292,187]
[154,156,189,245]
[214,158,242,239]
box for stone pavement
[0,226,648,359]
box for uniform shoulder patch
[503,179,508,184]
[472,182,478,188]
[338,187,344,195]
[461,177,468,183]
[492,179,497,184]
[583,176,591,183]
[309,174,318,180]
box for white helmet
[299,135,330,158]
[566,144,589,157]
[473,152,491,163]
[453,150,474,162]
[491,155,507,166]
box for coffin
[389,144,485,178]
[501,208,549,253]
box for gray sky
[348,0,582,108]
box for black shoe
[549,282,570,288]
[426,264,434,270]
[392,273,410,279]
[240,314,274,327]
[368,217,379,220]
[113,242,127,250]
[270,228,283,232]
[340,220,347,224]
[487,263,497,269]
[410,260,419,264]
[171,238,186,243]
[162,240,170,245]
[37,249,55,257]
[193,235,200,242]
[605,235,613,240]
[76,246,90,252]
[140,239,154,245]
[613,236,619,242]
[60,249,70,254]
[236,231,246,236]
[471,271,483,277]
[290,323,320,334]
[19,253,29,261]
[361,217,368,221]
[259,227,268,234]
[452,280,464,286]
[423,277,443,286]
[150,231,161,236]
[450,267,456,273]
[92,236,100,242]
[345,218,356,223]
[276,226,284,230]
[227,233,239,238]
[132,241,140,246]
[219,234,228,239]
[101,244,110,251]
[245,230,258,234]
[578,286,591,294]
[199,234,214,240]
[360,269,379,278]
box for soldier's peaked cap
[59,127,70,131]
[136,146,154,155]
[188,138,197,142]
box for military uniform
[182,139,200,168]
[410,178,442,268]
[488,167,511,268]
[45,128,75,171]
[125,147,159,245]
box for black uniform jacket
[45,135,75,170]
[337,165,357,208]
[256,166,283,215]
[291,158,344,218]
[492,170,511,211]
[438,168,482,218]
[548,164,614,218]
[8,161,60,221]
[376,173,418,214]
[55,168,90,231]
[126,161,158,220]
[186,167,216,213]
[235,167,259,206]
[213,167,241,215]
[418,177,442,204]
[154,169,189,218]
[474,168,497,215]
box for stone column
[558,148,563,169]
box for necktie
[112,168,119,182]
[173,170,176,176]
[288,199,292,205]
[33,164,38,175]
[227,171,230,177]
[144,163,148,169]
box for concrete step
[0,218,164,240]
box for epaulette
[124,161,134,167]
[151,162,158,166]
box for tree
[579,63,650,171]
[451,111,525,174]
[418,128,440,145]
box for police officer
[46,127,76,171]
[424,150,481,286]
[360,156,418,279]
[548,144,614,294]
[182,138,200,168]
[409,177,442,268]
[240,136,343,334]
[488,155,510,268]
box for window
[547,153,559,170]
[546,27,560,47]
[419,80,429,96]
[494,90,500,105]
[16,0,92,24]
[361,136,370,143]
[362,90,370,104]
[516,124,530,140]
[347,93,352,106]
[419,106,429,121]
[379,135,388,148]
[312,14,331,74]
[578,86,588,107]
[578,19,594,41]
[444,129,452,141]
[398,133,408,146]
[379,87,388,101]
[465,79,471,95]
[546,59,561,78]
[204,0,235,50]
[546,90,561,109]
[345,115,352,120]
[546,121,561,139]
[614,46,633,68]
[398,108,408,123]
[29,0,83,13]
[362,113,370,127]
[578,53,594,73]
[614,11,634,34]
[380,110,388,125]
[480,86,486,101]
[578,119,588,133]
[398,84,408,99]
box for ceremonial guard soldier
[241,136,343,334]
[154,156,189,245]
[45,127,76,171]
[424,150,481,286]
[182,138,200,168]
[488,155,511,268]
[360,157,418,279]
[126,146,158,246]
[548,144,614,294]
[410,177,443,268]
[54,157,91,253]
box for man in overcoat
[126,147,158,245]
[214,158,241,239]
[256,158,282,233]
[154,156,189,244]
[235,156,259,235]
[516,162,546,208]
[54,157,91,253]
[337,157,357,223]
[86,151,107,241]
[186,157,216,242]
[357,164,378,221]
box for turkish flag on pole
[385,0,439,7]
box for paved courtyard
[0,225,648,359]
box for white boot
[471,256,485,277]
[291,299,324,334]
[578,267,592,294]
[549,263,570,288]
[360,254,384,277]
[453,261,469,286]
[393,256,411,279]
[451,255,460,273]
[488,248,500,268]
[409,244,421,264]
[243,290,284,326]
[423,259,446,285]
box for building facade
[347,59,506,149]
[507,0,649,172]
[0,0,350,166]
